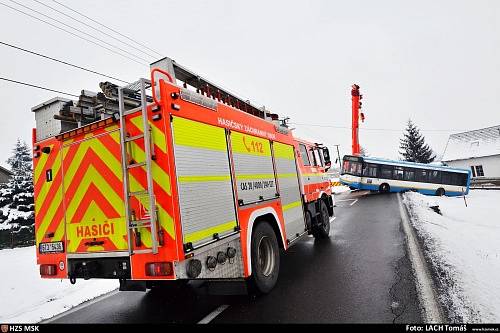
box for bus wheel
[249,222,280,294]
[436,188,445,196]
[379,183,390,193]
[312,200,331,239]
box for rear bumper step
[68,257,131,280]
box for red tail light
[40,264,57,276]
[145,262,173,277]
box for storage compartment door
[231,132,277,205]
[172,117,237,249]
[273,142,305,240]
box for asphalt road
[51,191,422,324]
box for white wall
[445,155,500,178]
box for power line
[0,1,148,66]
[8,0,150,63]
[289,122,466,133]
[52,0,163,57]
[0,41,129,84]
[0,77,80,97]
[32,0,158,60]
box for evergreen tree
[399,120,435,163]
[0,139,35,247]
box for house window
[470,166,476,177]
[475,165,484,177]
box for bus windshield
[342,159,362,176]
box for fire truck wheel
[249,222,280,294]
[312,200,331,239]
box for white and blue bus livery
[340,155,471,196]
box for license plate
[39,241,64,254]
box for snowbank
[332,185,350,194]
[403,191,500,323]
[0,246,117,323]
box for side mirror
[322,147,331,170]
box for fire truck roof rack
[151,57,275,120]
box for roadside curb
[397,193,445,323]
[39,288,119,323]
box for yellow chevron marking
[65,165,124,224]
[63,135,122,187]
[35,187,63,243]
[129,141,171,196]
[184,220,237,244]
[130,116,167,154]
[34,144,54,182]
[34,152,62,211]
[66,201,128,252]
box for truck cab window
[313,149,323,167]
[299,144,311,166]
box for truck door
[273,142,306,240]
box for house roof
[442,125,500,161]
[0,165,12,176]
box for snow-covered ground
[403,190,500,323]
[0,246,117,323]
[332,185,350,194]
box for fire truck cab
[32,57,335,294]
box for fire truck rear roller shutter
[273,142,305,240]
[172,117,238,248]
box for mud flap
[119,279,147,292]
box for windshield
[342,160,362,176]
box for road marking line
[349,199,358,206]
[198,304,230,324]
[40,288,120,323]
[397,193,444,323]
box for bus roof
[344,155,470,174]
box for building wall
[0,170,11,184]
[445,155,500,178]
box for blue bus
[340,155,471,196]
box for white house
[442,125,500,180]
[0,165,12,185]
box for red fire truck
[32,57,334,293]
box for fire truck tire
[249,222,280,294]
[312,200,331,239]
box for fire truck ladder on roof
[151,57,275,120]
[118,78,159,255]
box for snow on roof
[0,165,12,176]
[442,125,500,161]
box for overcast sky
[1,0,499,168]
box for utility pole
[333,144,342,170]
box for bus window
[393,167,404,180]
[363,163,378,178]
[441,172,452,185]
[404,168,415,181]
[343,160,362,175]
[299,144,311,166]
[416,169,428,182]
[428,170,441,183]
[457,173,468,186]
[380,165,393,179]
